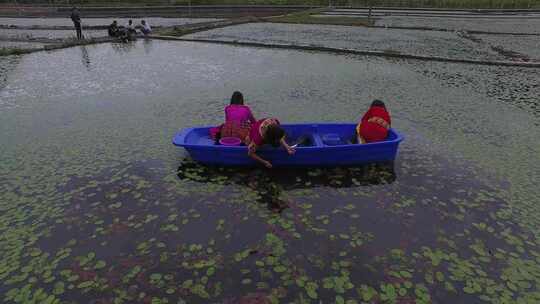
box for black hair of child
[265,125,285,148]
[371,99,386,109]
[230,91,244,105]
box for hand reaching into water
[287,146,296,155]
[247,143,272,168]
[281,138,296,155]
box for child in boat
[212,91,257,143]
[356,99,391,144]
[247,118,295,168]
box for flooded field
[474,34,540,61]
[0,29,105,40]
[373,16,540,34]
[0,17,222,28]
[0,40,539,304]
[184,22,539,61]
[0,17,223,42]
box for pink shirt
[225,105,256,125]
[249,118,280,146]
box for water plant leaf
[94,260,106,270]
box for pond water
[0,40,539,304]
[475,34,540,61]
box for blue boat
[172,123,403,167]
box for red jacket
[357,106,391,143]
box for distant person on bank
[108,20,119,37]
[126,20,137,35]
[108,20,132,42]
[140,20,152,35]
[70,7,82,39]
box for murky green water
[0,40,539,304]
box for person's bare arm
[280,138,296,155]
[248,143,272,168]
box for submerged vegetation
[0,39,539,303]
[1,146,538,303]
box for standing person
[70,7,82,40]
[140,20,152,35]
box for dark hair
[371,99,386,109]
[265,125,285,147]
[230,91,244,105]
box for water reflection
[0,55,21,109]
[177,160,396,212]
[142,38,153,55]
[0,56,19,88]
[79,46,91,70]
[110,41,136,54]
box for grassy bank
[0,37,116,57]
[3,0,538,9]
[267,8,374,26]
[0,47,40,56]
[156,16,260,36]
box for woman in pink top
[212,91,257,142]
[247,118,295,168]
[225,91,256,127]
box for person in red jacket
[356,100,391,144]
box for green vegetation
[3,0,538,9]
[156,16,259,36]
[0,47,36,56]
[267,8,374,26]
[0,37,113,57]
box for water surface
[0,41,539,304]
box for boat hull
[172,123,403,167]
